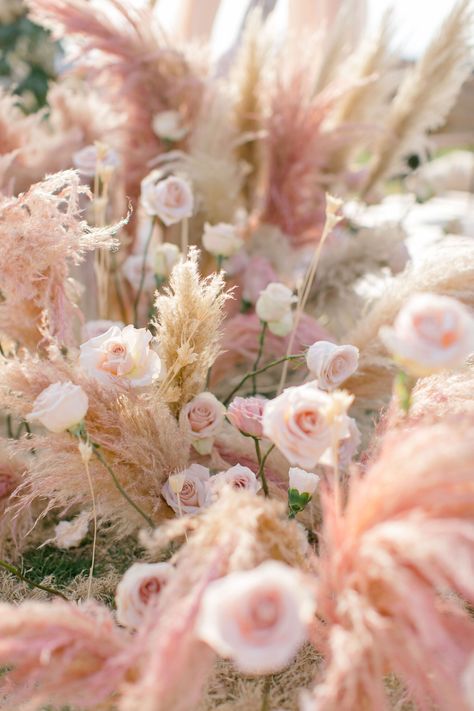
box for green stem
[133,217,156,327]
[92,446,155,528]
[216,255,224,271]
[223,354,303,407]
[261,676,271,711]
[0,559,68,600]
[6,415,13,439]
[252,322,267,395]
[254,440,274,498]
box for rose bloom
[79,325,161,388]
[161,464,210,515]
[152,110,188,142]
[122,253,155,292]
[263,383,351,470]
[155,242,181,279]
[207,464,261,504]
[116,562,173,629]
[256,282,296,324]
[266,310,294,337]
[196,560,315,674]
[242,256,277,305]
[81,320,124,342]
[227,396,266,438]
[73,143,119,178]
[288,467,320,495]
[180,392,226,440]
[54,511,90,550]
[202,222,244,259]
[27,381,89,433]
[379,293,474,376]
[306,340,359,390]
[141,173,194,225]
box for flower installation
[0,1,473,710]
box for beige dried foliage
[362,0,473,195]
[154,248,231,412]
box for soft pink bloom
[306,340,359,390]
[161,464,210,515]
[81,320,124,342]
[196,561,315,674]
[141,173,194,225]
[380,293,474,376]
[207,464,261,503]
[263,383,350,469]
[227,396,266,438]
[180,392,226,441]
[242,256,277,304]
[202,222,243,258]
[27,381,88,433]
[79,324,161,387]
[122,253,155,292]
[116,562,173,629]
[73,143,119,178]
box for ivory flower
[27,381,89,433]
[196,561,315,674]
[155,242,180,279]
[54,511,90,550]
[207,464,261,503]
[263,383,351,469]
[73,143,119,178]
[141,173,194,225]
[379,293,474,376]
[255,283,295,324]
[161,464,210,515]
[306,341,359,390]
[289,467,320,495]
[227,396,266,438]
[115,562,173,629]
[79,325,161,387]
[81,320,124,342]
[267,310,294,337]
[152,110,188,142]
[202,222,244,259]
[180,392,226,454]
[122,254,155,292]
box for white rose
[161,464,210,515]
[115,562,173,629]
[122,254,155,292]
[379,293,474,376]
[27,381,89,433]
[81,320,124,342]
[288,467,320,495]
[256,283,296,323]
[263,382,351,470]
[180,392,226,455]
[196,561,315,674]
[141,173,194,225]
[306,341,359,390]
[202,222,244,259]
[152,110,188,142]
[54,511,90,550]
[267,310,294,337]
[73,143,119,178]
[207,464,261,504]
[79,325,161,388]
[155,242,181,278]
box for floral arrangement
[0,1,473,710]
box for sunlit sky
[150,0,463,60]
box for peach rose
[306,340,359,390]
[227,396,266,438]
[79,325,161,388]
[141,173,194,225]
[180,392,226,455]
[115,562,173,629]
[196,561,315,674]
[161,464,210,515]
[27,381,89,433]
[380,293,474,376]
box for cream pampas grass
[362,0,473,195]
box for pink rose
[161,464,210,515]
[180,392,226,454]
[227,396,266,438]
[115,562,173,629]
[379,293,474,376]
[306,340,359,390]
[81,320,124,342]
[141,173,194,225]
[242,257,277,304]
[320,416,361,469]
[207,464,261,504]
[196,561,315,674]
[73,143,119,178]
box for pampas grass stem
[133,217,156,327]
[252,321,267,395]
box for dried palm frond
[361,0,473,196]
[154,248,230,412]
[307,415,474,710]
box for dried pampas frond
[0,170,120,349]
[154,249,230,412]
[362,0,473,195]
[308,416,474,710]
